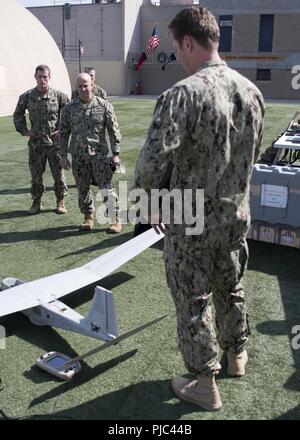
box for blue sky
[18,0,53,6]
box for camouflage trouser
[72,154,119,220]
[72,161,79,187]
[164,236,250,376]
[28,144,67,200]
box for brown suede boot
[79,213,94,231]
[227,350,248,377]
[108,212,122,234]
[56,198,67,214]
[27,199,42,215]
[171,374,222,411]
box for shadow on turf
[2,313,80,356]
[0,271,134,343]
[0,185,77,196]
[275,404,300,420]
[29,349,138,407]
[64,271,135,309]
[0,272,135,380]
[0,225,111,244]
[57,230,164,259]
[248,240,300,394]
[57,231,137,258]
[0,209,55,220]
[28,352,229,418]
[28,378,210,419]
[0,187,35,196]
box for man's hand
[60,157,71,170]
[150,210,165,235]
[24,130,38,140]
[112,155,120,166]
[152,223,165,235]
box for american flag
[146,27,159,55]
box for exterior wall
[124,0,144,56]
[160,0,194,5]
[140,64,185,95]
[29,3,124,96]
[255,70,299,100]
[232,16,260,53]
[26,0,300,99]
[123,0,144,96]
[138,4,300,99]
[137,5,184,95]
[67,61,124,96]
[182,0,300,14]
[0,0,71,117]
[31,4,123,61]
[274,14,300,52]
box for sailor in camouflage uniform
[135,7,265,411]
[60,73,122,233]
[13,65,69,215]
[71,67,107,100]
[71,68,107,185]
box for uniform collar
[31,87,54,99]
[76,95,96,107]
[198,60,227,71]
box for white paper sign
[261,184,288,208]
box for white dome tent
[0,0,71,117]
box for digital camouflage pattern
[135,61,265,248]
[28,145,67,201]
[71,84,107,101]
[135,60,264,375]
[60,96,120,158]
[13,87,69,200]
[13,87,69,147]
[59,96,121,215]
[71,85,107,185]
[164,235,250,375]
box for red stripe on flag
[146,32,159,55]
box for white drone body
[0,229,164,343]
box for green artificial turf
[0,99,299,420]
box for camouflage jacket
[13,87,69,147]
[135,60,265,248]
[71,84,107,100]
[59,95,121,158]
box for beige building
[27,0,300,99]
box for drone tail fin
[82,286,119,340]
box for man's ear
[183,35,193,52]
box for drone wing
[0,228,164,317]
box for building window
[256,69,271,81]
[219,15,232,52]
[259,15,274,52]
[64,3,71,20]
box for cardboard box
[258,224,276,243]
[279,227,300,248]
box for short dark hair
[84,67,95,73]
[35,64,51,75]
[169,7,220,49]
